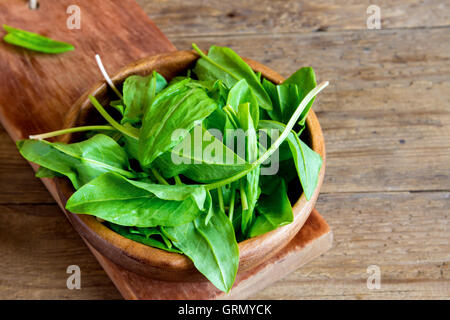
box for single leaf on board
[163,206,239,293]
[66,172,207,227]
[193,45,272,110]
[138,79,218,168]
[3,24,74,54]
[17,134,139,190]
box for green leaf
[204,81,328,193]
[163,206,239,292]
[17,134,139,190]
[259,174,279,195]
[227,79,259,128]
[235,103,260,235]
[66,172,207,227]
[89,95,140,140]
[154,125,251,183]
[109,100,124,116]
[192,44,272,110]
[206,80,229,109]
[121,133,139,160]
[262,78,281,122]
[108,223,181,253]
[203,81,233,133]
[263,79,301,124]
[279,84,301,124]
[35,167,62,178]
[3,25,74,54]
[204,106,234,136]
[283,67,317,126]
[248,177,293,238]
[258,120,322,200]
[138,79,218,168]
[122,71,167,124]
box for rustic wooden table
[0,0,449,299]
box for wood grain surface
[87,210,332,300]
[0,0,449,299]
[0,0,175,140]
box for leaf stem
[228,187,236,222]
[239,180,249,210]
[192,43,241,82]
[217,187,225,213]
[95,54,123,99]
[89,95,139,140]
[151,168,169,185]
[223,105,239,129]
[174,175,182,185]
[29,125,114,140]
[192,43,208,60]
[205,81,329,191]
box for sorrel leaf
[258,120,322,200]
[66,172,207,227]
[192,44,272,110]
[163,206,239,293]
[248,177,293,237]
[122,71,167,124]
[3,25,74,54]
[139,79,217,167]
[154,125,251,183]
[17,134,139,189]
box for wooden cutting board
[0,0,332,299]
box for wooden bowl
[56,50,326,282]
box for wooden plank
[0,128,54,204]
[2,28,448,203]
[0,0,174,204]
[0,203,121,299]
[138,0,450,36]
[0,0,334,300]
[0,192,447,299]
[0,0,175,140]
[1,0,449,300]
[251,191,450,299]
[171,28,450,193]
[170,28,450,86]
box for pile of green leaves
[17,44,326,292]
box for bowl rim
[56,50,326,279]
